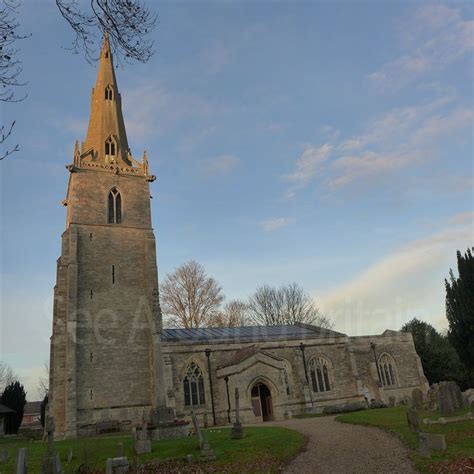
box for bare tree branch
[161,260,225,329]
[37,361,49,398]
[0,120,18,160]
[55,0,157,64]
[248,282,334,329]
[0,361,18,393]
[207,299,251,328]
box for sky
[0,1,473,400]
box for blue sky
[0,1,473,399]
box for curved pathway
[270,415,416,473]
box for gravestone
[131,427,137,439]
[0,449,9,463]
[200,429,216,462]
[67,448,73,463]
[419,433,446,452]
[41,416,62,474]
[230,387,245,439]
[406,408,421,433]
[117,443,124,458]
[15,447,27,474]
[427,387,438,410]
[191,411,204,450]
[133,421,151,455]
[439,382,455,416]
[412,388,423,410]
[105,456,129,474]
[450,382,463,409]
[388,396,395,408]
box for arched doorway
[251,382,273,422]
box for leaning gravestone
[439,382,455,416]
[230,387,245,439]
[191,411,204,450]
[105,456,129,474]
[412,388,423,410]
[15,447,27,474]
[406,408,421,433]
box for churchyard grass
[336,406,474,472]
[0,426,305,473]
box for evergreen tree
[401,318,467,387]
[0,381,26,434]
[445,248,474,369]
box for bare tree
[249,282,333,329]
[56,0,157,63]
[37,362,49,398]
[207,299,251,328]
[0,0,28,160]
[0,361,18,393]
[161,260,225,329]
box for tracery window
[183,362,206,407]
[105,136,116,156]
[108,188,122,224]
[309,356,331,393]
[105,85,114,100]
[378,353,397,387]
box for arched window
[108,188,122,224]
[105,85,114,100]
[105,136,116,157]
[378,353,397,387]
[309,356,332,393]
[183,362,206,407]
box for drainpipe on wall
[299,342,314,407]
[224,376,231,423]
[205,348,217,425]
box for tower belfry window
[105,136,116,157]
[105,85,114,100]
[108,188,122,224]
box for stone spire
[83,35,131,166]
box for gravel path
[270,416,416,474]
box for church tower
[49,37,166,438]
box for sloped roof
[0,403,14,414]
[24,401,42,415]
[162,323,345,343]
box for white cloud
[204,154,239,176]
[370,5,474,91]
[318,216,472,336]
[284,94,472,196]
[261,217,293,232]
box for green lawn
[336,406,474,473]
[0,426,306,473]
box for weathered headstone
[105,456,129,474]
[412,388,423,410]
[439,382,455,416]
[131,427,137,439]
[406,408,421,433]
[186,454,193,463]
[450,382,463,409]
[200,429,216,462]
[41,416,62,474]
[15,447,27,474]
[117,443,124,458]
[0,449,9,463]
[427,387,438,410]
[389,396,395,408]
[419,435,431,459]
[419,433,446,451]
[230,387,245,439]
[191,411,203,450]
[67,448,73,463]
[133,420,151,454]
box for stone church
[49,38,429,438]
